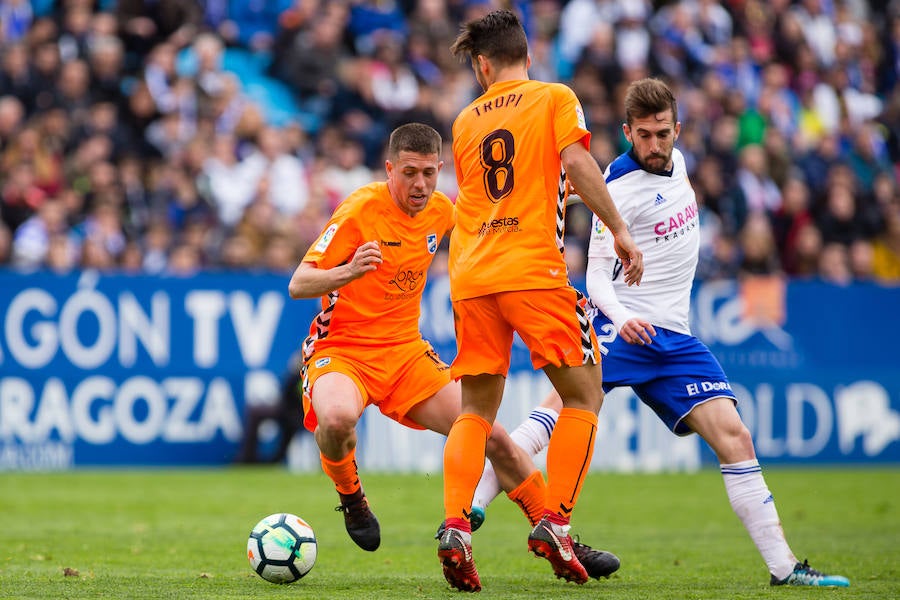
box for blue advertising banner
[0,270,898,470]
[0,270,313,469]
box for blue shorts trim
[593,314,736,435]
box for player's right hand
[350,240,382,277]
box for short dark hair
[623,78,679,125]
[388,122,442,158]
[450,9,528,69]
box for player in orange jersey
[288,123,617,579]
[437,9,643,591]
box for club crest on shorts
[426,233,437,254]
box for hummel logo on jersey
[654,193,667,205]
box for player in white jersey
[467,78,849,588]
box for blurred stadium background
[0,0,899,472]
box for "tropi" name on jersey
[471,93,524,117]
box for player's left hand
[613,232,644,286]
[619,318,656,345]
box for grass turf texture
[1,467,896,599]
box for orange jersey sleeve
[301,182,454,351]
[448,79,590,300]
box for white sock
[721,459,797,580]
[472,407,558,509]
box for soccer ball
[247,513,317,583]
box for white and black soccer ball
[247,513,317,584]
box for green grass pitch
[1,467,897,599]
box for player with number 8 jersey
[439,8,644,592]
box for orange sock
[544,407,598,524]
[443,413,492,530]
[320,450,361,495]
[507,470,547,526]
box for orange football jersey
[301,182,454,355]
[449,79,590,300]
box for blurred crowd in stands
[1,0,899,285]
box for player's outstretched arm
[561,142,644,286]
[586,257,656,345]
[288,240,382,299]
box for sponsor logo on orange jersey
[477,216,520,236]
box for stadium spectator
[817,241,854,285]
[30,40,62,113]
[770,173,814,271]
[119,239,144,272]
[783,220,825,279]
[0,43,38,113]
[11,195,70,268]
[78,199,127,261]
[79,233,116,270]
[60,58,95,119]
[202,132,252,227]
[2,123,64,197]
[219,231,259,270]
[141,218,172,273]
[115,0,201,67]
[872,203,900,283]
[263,229,300,272]
[141,42,182,116]
[268,2,350,120]
[361,33,421,127]
[816,179,875,246]
[848,238,876,281]
[85,34,127,107]
[165,240,203,276]
[0,0,33,44]
[738,212,783,276]
[186,32,228,109]
[240,125,310,218]
[218,0,291,53]
[57,3,93,62]
[45,230,79,273]
[319,136,374,210]
[2,161,47,231]
[346,0,408,56]
[0,95,25,151]
[735,144,782,217]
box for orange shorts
[451,286,599,378]
[301,338,451,432]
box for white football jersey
[587,148,699,334]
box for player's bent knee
[314,408,359,440]
[484,426,519,465]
